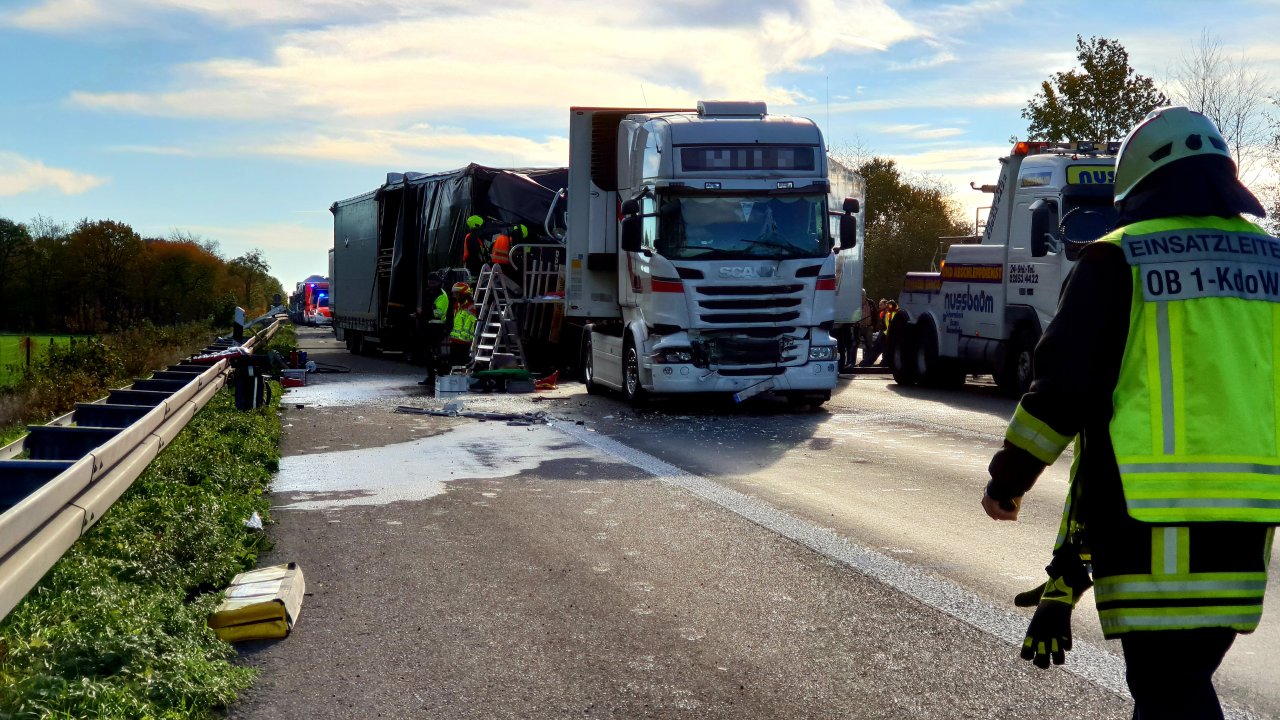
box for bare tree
[1166,30,1276,184]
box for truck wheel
[888,317,917,386]
[345,331,360,354]
[582,334,604,396]
[913,320,939,385]
[623,339,649,407]
[995,329,1036,397]
[358,333,380,356]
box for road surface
[227,327,1276,719]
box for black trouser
[1121,628,1236,720]
[448,341,470,370]
[422,324,446,380]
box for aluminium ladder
[469,264,527,371]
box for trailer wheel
[582,333,605,396]
[995,329,1036,397]
[345,331,360,354]
[888,316,918,386]
[622,338,649,407]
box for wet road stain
[273,422,627,510]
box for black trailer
[330,164,568,358]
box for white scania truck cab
[567,101,859,407]
[891,141,1120,396]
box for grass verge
[0,383,282,719]
[0,322,218,448]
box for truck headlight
[652,349,693,364]
[808,345,836,361]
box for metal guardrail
[0,320,281,621]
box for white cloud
[248,126,570,169]
[0,151,108,196]
[886,51,957,72]
[5,0,411,30]
[65,0,921,127]
[878,123,965,140]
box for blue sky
[2,0,1278,290]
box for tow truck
[890,141,1120,395]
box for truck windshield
[657,194,830,260]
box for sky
[2,0,1279,291]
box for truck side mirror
[842,197,860,214]
[839,215,857,248]
[621,216,643,253]
[1028,199,1058,258]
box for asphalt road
[227,327,1277,719]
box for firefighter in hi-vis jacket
[982,106,1277,719]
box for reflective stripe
[1100,608,1263,634]
[1156,302,1176,455]
[1004,404,1072,464]
[1119,461,1280,475]
[1095,578,1267,598]
[1128,497,1280,510]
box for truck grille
[693,283,807,325]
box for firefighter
[461,215,489,280]
[417,272,451,387]
[490,223,525,267]
[447,282,478,370]
[981,107,1274,719]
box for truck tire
[888,316,918,386]
[345,331,360,354]
[622,338,649,407]
[582,333,605,396]
[913,320,939,384]
[913,321,967,390]
[995,329,1036,397]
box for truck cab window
[655,193,830,260]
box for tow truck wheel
[888,316,918,386]
[623,339,649,407]
[913,320,939,385]
[582,334,604,396]
[995,329,1036,397]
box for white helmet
[1114,106,1232,202]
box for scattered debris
[394,405,550,424]
[243,511,264,531]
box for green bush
[0,385,281,719]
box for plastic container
[434,374,469,398]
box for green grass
[0,335,79,387]
[0,384,282,719]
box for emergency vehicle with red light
[890,141,1120,395]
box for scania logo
[718,265,775,279]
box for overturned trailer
[330,164,568,364]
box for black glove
[1021,589,1073,668]
[1020,574,1090,669]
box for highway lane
[236,328,1272,718]
[562,371,1280,718]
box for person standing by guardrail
[981,107,1276,719]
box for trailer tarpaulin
[377,164,565,317]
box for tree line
[0,216,284,333]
